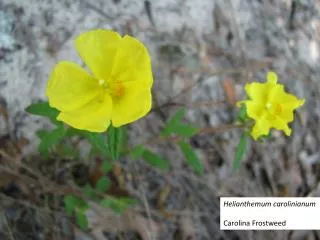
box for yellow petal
[268,84,305,122]
[269,116,292,136]
[111,81,152,127]
[75,29,121,80]
[245,80,276,103]
[278,106,294,122]
[266,71,278,84]
[268,84,304,106]
[277,99,304,122]
[110,35,153,87]
[58,93,112,132]
[46,61,100,112]
[278,92,305,108]
[251,117,270,140]
[245,101,264,119]
[283,97,305,108]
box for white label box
[220,197,319,230]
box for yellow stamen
[111,81,124,97]
[99,79,104,85]
[266,102,272,109]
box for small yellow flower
[46,29,153,132]
[240,72,305,140]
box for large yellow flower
[46,30,153,132]
[241,72,304,140]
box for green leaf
[170,124,198,137]
[64,193,89,233]
[36,130,48,139]
[162,108,186,137]
[130,145,145,160]
[178,141,204,175]
[95,176,110,193]
[141,149,170,170]
[63,195,79,216]
[75,211,88,230]
[56,144,79,159]
[100,197,137,214]
[107,126,126,161]
[85,132,109,158]
[131,146,170,170]
[102,160,113,173]
[258,131,273,142]
[233,133,248,171]
[37,125,66,155]
[83,184,95,199]
[162,108,198,137]
[26,101,61,125]
[237,104,248,123]
[65,127,88,138]
[77,201,89,212]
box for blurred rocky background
[0,0,319,239]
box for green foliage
[37,124,66,156]
[95,176,111,193]
[107,126,126,161]
[64,194,80,216]
[131,145,145,160]
[100,197,137,214]
[237,104,249,123]
[162,108,198,137]
[26,101,61,125]
[83,184,95,199]
[63,194,89,230]
[162,108,185,137]
[142,149,170,170]
[170,124,199,138]
[26,101,66,157]
[178,140,204,175]
[75,211,89,230]
[131,146,170,170]
[85,132,109,158]
[65,127,87,138]
[258,132,273,142]
[55,144,79,159]
[102,160,113,173]
[83,127,126,161]
[233,132,248,171]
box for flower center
[265,102,283,121]
[99,79,124,98]
[265,102,272,109]
[110,81,125,97]
[99,79,105,85]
